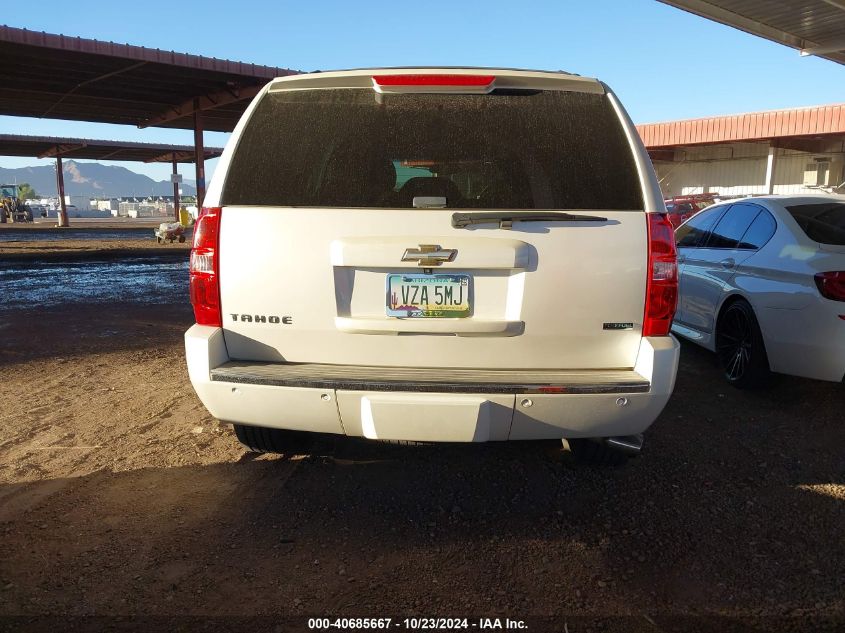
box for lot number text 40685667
[307,617,528,630]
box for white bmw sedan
[673,194,845,386]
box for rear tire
[566,439,630,466]
[233,424,314,454]
[715,299,770,388]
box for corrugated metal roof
[637,103,845,147]
[0,134,224,163]
[658,1,845,66]
[0,25,299,132]
[0,25,294,77]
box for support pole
[172,154,180,222]
[55,156,69,227]
[764,144,778,195]
[193,100,206,209]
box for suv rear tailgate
[219,207,646,369]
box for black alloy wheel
[715,299,769,388]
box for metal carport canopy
[0,134,224,225]
[0,134,223,162]
[0,25,299,132]
[657,0,845,66]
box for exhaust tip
[604,434,643,456]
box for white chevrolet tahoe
[185,68,680,464]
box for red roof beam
[37,142,87,158]
[145,150,217,163]
[139,83,263,128]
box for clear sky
[1,0,842,182]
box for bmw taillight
[190,207,222,326]
[815,271,845,302]
[643,213,678,336]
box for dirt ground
[0,237,189,262]
[0,221,189,261]
[5,218,164,228]
[0,277,843,631]
[0,240,188,262]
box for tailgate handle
[452,211,607,229]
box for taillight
[643,213,678,336]
[189,207,222,326]
[815,271,845,302]
[372,74,495,93]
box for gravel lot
[0,255,843,632]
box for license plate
[386,273,471,318]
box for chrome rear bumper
[210,361,651,395]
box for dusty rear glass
[786,203,845,246]
[221,88,643,210]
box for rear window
[786,203,845,246]
[675,205,726,248]
[221,88,643,210]
[737,207,776,250]
[705,204,759,249]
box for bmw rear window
[786,203,845,246]
[221,89,643,210]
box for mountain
[0,160,197,198]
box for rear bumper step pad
[210,362,650,394]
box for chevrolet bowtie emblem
[401,244,457,266]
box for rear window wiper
[451,211,608,229]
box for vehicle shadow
[1,319,842,628]
[1,426,842,624]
